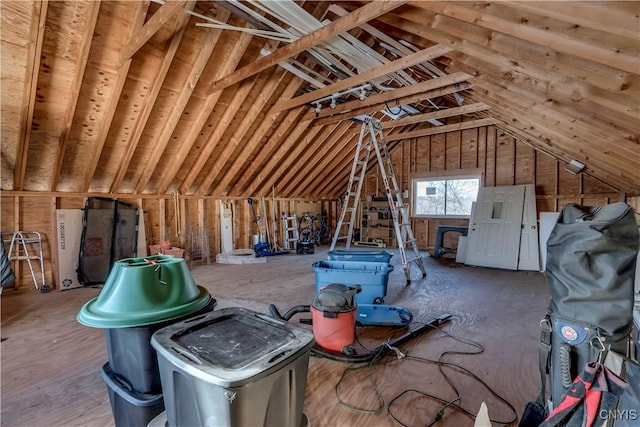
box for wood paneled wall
[1,125,622,291]
[0,192,336,290]
[361,125,620,249]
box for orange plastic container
[311,284,360,353]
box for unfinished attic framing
[1,1,638,283]
[2,2,640,427]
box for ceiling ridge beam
[50,0,101,191]
[111,1,196,193]
[120,0,187,62]
[134,8,231,194]
[208,0,409,94]
[273,44,453,113]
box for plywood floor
[1,246,549,427]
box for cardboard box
[56,209,83,291]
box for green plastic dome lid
[77,255,212,328]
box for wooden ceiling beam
[229,106,307,195]
[197,67,289,196]
[385,6,636,95]
[110,1,195,193]
[411,1,638,74]
[281,121,355,197]
[14,0,47,191]
[385,118,498,141]
[447,56,639,143]
[272,44,452,113]
[155,30,255,194]
[487,109,639,195]
[178,76,258,195]
[303,71,471,121]
[134,8,231,194]
[120,0,187,62]
[215,75,305,197]
[470,81,639,167]
[260,122,344,197]
[81,1,148,193]
[501,1,640,39]
[247,119,322,196]
[474,90,639,187]
[380,103,490,129]
[50,1,101,191]
[311,81,473,127]
[207,0,409,94]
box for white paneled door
[465,185,526,270]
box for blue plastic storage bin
[327,249,393,263]
[312,260,394,304]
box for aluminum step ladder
[281,212,299,251]
[329,122,371,250]
[2,231,50,292]
[330,116,427,284]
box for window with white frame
[412,175,481,218]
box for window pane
[444,178,479,215]
[413,177,479,217]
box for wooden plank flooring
[1,247,549,426]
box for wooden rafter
[154,30,255,194]
[208,0,409,94]
[111,1,196,193]
[210,74,304,196]
[272,44,453,113]
[255,122,343,197]
[311,82,473,126]
[82,1,148,193]
[229,106,307,195]
[14,0,48,191]
[120,0,187,62]
[385,118,498,141]
[134,8,231,194]
[50,1,101,191]
[380,103,490,129]
[247,119,322,196]
[304,71,472,121]
[447,57,639,143]
[501,1,640,40]
[179,77,258,194]
[387,6,636,95]
[283,122,356,197]
[197,66,288,195]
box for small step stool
[2,231,50,292]
[433,226,468,258]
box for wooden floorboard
[1,246,549,426]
